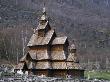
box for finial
[43,1,46,14]
[40,7,47,21]
[39,1,48,24]
[43,7,46,14]
[40,4,48,22]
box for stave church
[15,7,84,78]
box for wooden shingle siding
[52,62,67,69]
[15,7,84,78]
[36,51,49,60]
[35,61,51,69]
[51,45,64,51]
[51,51,66,60]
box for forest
[0,0,110,70]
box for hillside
[0,0,110,69]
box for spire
[42,0,46,15]
[40,7,47,21]
[43,7,46,14]
[40,6,48,24]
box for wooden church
[15,7,84,78]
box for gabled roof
[67,53,77,62]
[27,29,55,46]
[28,50,37,60]
[52,37,68,45]
[20,54,27,62]
[20,51,36,61]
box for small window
[38,30,45,37]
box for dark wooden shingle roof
[28,50,37,60]
[52,37,67,45]
[27,29,55,46]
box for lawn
[84,70,110,80]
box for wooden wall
[52,70,67,78]
[51,45,64,51]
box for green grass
[85,70,110,80]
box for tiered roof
[27,29,55,46]
[16,7,82,70]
